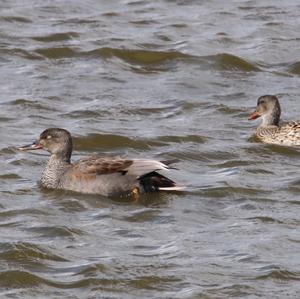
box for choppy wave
[87,47,190,64]
[32,32,79,43]
[256,265,300,281]
[2,42,262,74]
[0,242,68,263]
[73,133,165,151]
[288,61,300,75]
[0,16,32,23]
[35,47,78,59]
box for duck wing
[278,121,300,145]
[256,125,280,140]
[73,155,171,177]
[62,156,182,195]
[281,121,300,134]
[73,155,133,175]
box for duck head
[18,128,73,162]
[248,95,281,127]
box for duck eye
[46,135,52,139]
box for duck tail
[139,171,185,193]
[160,159,180,170]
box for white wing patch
[124,159,169,178]
[159,186,186,191]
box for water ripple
[73,134,165,151]
[0,242,68,263]
[256,265,300,281]
[32,32,80,43]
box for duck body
[41,155,177,196]
[19,128,183,197]
[255,121,300,146]
[249,95,300,146]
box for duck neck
[40,154,71,189]
[260,106,281,127]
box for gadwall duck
[18,128,184,197]
[248,95,300,146]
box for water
[1,0,300,298]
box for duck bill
[18,141,43,151]
[248,111,261,120]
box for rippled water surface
[1,0,300,298]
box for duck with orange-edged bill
[248,95,300,146]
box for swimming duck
[248,95,300,146]
[18,128,184,197]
